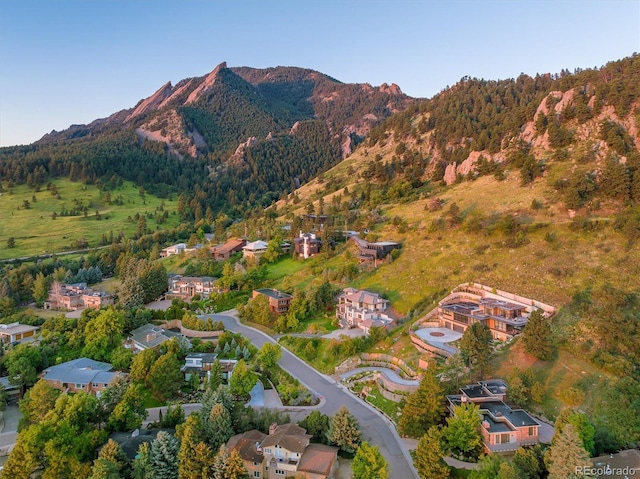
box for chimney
[269,423,278,435]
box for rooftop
[254,288,292,300]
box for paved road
[203,311,419,479]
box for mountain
[0,62,413,217]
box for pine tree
[327,405,361,454]
[207,360,223,392]
[98,439,130,478]
[178,414,208,479]
[90,458,121,479]
[352,442,389,479]
[225,449,249,479]
[521,309,554,360]
[546,424,591,478]
[398,367,445,437]
[132,442,154,479]
[459,322,493,380]
[414,427,450,479]
[150,431,180,479]
[211,445,229,479]
[206,403,234,451]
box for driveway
[201,311,419,479]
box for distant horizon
[1,0,638,147]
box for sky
[1,0,639,147]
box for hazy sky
[1,0,639,147]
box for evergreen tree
[206,403,234,451]
[211,445,229,479]
[545,424,591,479]
[459,322,493,380]
[414,427,450,479]
[327,405,361,454]
[98,439,130,478]
[150,431,180,479]
[398,367,445,438]
[90,458,122,479]
[521,309,554,360]
[352,442,388,479]
[178,415,213,479]
[132,442,153,479]
[225,450,248,479]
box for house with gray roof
[41,358,125,397]
[447,379,541,454]
[128,323,183,351]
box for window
[499,433,510,444]
[75,383,85,389]
[528,426,536,436]
[276,470,285,476]
[264,449,271,454]
[253,472,260,478]
[253,462,260,466]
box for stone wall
[161,320,224,339]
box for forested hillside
[263,55,640,450]
[0,63,412,220]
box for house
[447,380,540,454]
[227,423,338,479]
[181,353,237,382]
[41,358,125,397]
[350,236,400,265]
[159,243,189,258]
[243,240,269,261]
[45,282,114,311]
[0,322,40,345]
[335,288,395,333]
[0,376,21,402]
[211,238,247,261]
[167,275,217,300]
[293,232,322,258]
[82,291,115,309]
[436,283,556,341]
[127,323,183,351]
[253,289,293,314]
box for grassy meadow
[0,178,180,259]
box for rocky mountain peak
[185,61,228,104]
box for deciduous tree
[352,442,388,479]
[444,402,483,461]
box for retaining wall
[161,319,224,339]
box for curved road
[204,311,418,479]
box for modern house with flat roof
[436,283,556,341]
[253,288,293,314]
[447,380,540,453]
[350,236,400,266]
[0,322,40,345]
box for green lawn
[365,385,404,423]
[0,178,180,259]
